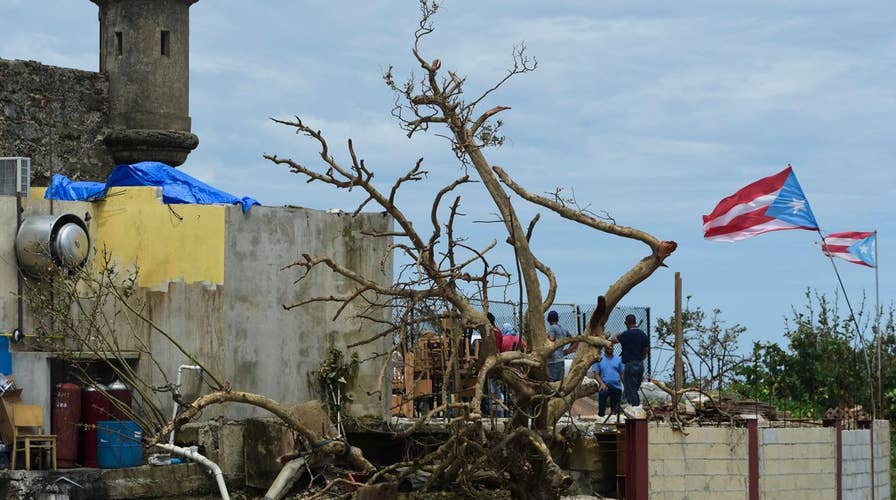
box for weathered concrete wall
[0,463,215,498]
[9,352,52,431]
[648,426,749,499]
[0,59,113,184]
[759,427,836,499]
[1,191,393,434]
[93,187,226,290]
[221,205,393,419]
[0,197,19,333]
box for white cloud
[5,0,895,346]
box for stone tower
[91,0,199,166]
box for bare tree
[264,2,677,496]
[654,298,748,391]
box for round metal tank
[52,382,82,468]
[107,380,132,420]
[81,384,110,468]
[15,214,90,276]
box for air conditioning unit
[0,157,31,197]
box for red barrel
[52,383,81,468]
[81,384,110,467]
[107,380,132,420]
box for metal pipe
[156,443,229,500]
[15,192,22,342]
[169,364,202,445]
[263,456,307,500]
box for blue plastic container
[97,420,143,468]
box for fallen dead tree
[261,2,677,497]
[25,2,676,496]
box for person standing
[484,313,504,416]
[487,313,503,352]
[612,314,649,407]
[590,344,623,417]
[546,310,569,382]
[500,323,525,352]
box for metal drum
[81,384,110,468]
[107,380,132,420]
[15,214,90,276]
[52,382,81,468]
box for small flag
[703,165,819,242]
[822,231,876,267]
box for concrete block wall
[648,426,749,500]
[643,421,890,499]
[873,420,891,500]
[843,428,872,497]
[759,427,836,499]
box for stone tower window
[115,31,123,56]
[161,31,170,57]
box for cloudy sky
[4,1,894,358]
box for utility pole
[674,272,683,395]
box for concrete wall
[872,420,891,500]
[9,352,52,431]
[759,427,836,499]
[219,205,393,418]
[843,421,893,500]
[1,189,393,432]
[646,422,890,499]
[648,427,749,499]
[0,197,19,334]
[843,428,873,497]
[0,59,113,184]
[94,186,226,290]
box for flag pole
[818,229,876,418]
[874,230,881,415]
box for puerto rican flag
[703,166,819,242]
[821,231,877,267]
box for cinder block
[652,475,687,491]
[687,443,741,458]
[706,474,747,492]
[682,492,744,500]
[650,443,683,460]
[649,428,684,445]
[761,474,831,492]
[766,428,829,445]
[843,460,869,474]
[662,458,688,475]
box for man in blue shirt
[546,310,569,382]
[590,344,623,417]
[612,314,650,407]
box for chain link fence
[388,297,652,417]
[472,300,651,371]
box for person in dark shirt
[612,314,649,407]
[546,310,569,382]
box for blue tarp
[45,162,260,212]
[45,175,105,201]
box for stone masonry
[0,59,114,184]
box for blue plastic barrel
[97,420,143,468]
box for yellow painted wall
[91,187,226,289]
